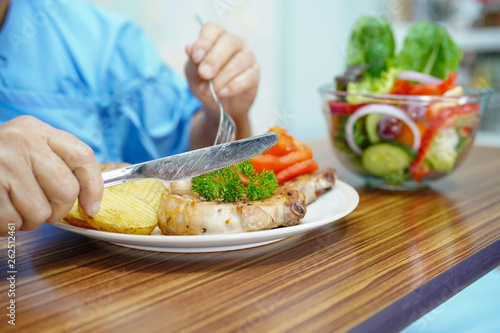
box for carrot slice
[265,127,300,156]
[250,147,313,174]
[396,122,427,148]
[250,126,320,183]
[275,159,319,185]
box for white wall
[91,0,388,141]
[278,0,383,140]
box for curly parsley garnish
[192,161,278,202]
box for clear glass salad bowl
[319,83,491,190]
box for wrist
[233,113,251,139]
[189,108,218,149]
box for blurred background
[88,1,499,331]
[90,0,499,146]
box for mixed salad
[328,16,483,185]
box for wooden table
[2,140,500,333]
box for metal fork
[195,15,237,145]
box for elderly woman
[0,0,259,235]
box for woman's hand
[0,116,103,236]
[185,22,259,144]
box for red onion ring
[396,71,442,84]
[345,104,422,155]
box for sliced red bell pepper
[390,72,458,96]
[408,72,457,96]
[390,79,412,95]
[409,103,481,182]
[408,84,442,96]
[329,101,367,115]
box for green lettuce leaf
[346,66,401,104]
[347,16,395,77]
[425,128,459,172]
[395,21,462,80]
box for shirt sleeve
[104,21,202,161]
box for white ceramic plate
[50,180,359,253]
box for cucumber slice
[362,143,412,177]
[365,113,383,143]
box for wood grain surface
[1,140,500,333]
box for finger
[189,22,225,64]
[31,146,80,223]
[185,59,217,103]
[185,59,204,87]
[185,42,194,56]
[47,130,103,216]
[9,171,52,231]
[217,64,260,97]
[0,117,52,230]
[198,32,245,80]
[212,49,255,92]
[0,190,22,236]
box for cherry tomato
[377,116,402,140]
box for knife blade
[102,132,279,187]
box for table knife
[102,132,278,187]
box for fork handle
[208,80,222,106]
[195,16,222,107]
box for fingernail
[199,63,213,78]
[186,43,193,54]
[193,48,205,63]
[89,201,101,216]
[219,87,230,96]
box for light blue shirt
[0,0,202,163]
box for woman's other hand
[185,22,259,141]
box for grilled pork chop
[276,168,337,205]
[157,168,336,235]
[157,190,306,235]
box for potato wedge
[63,218,96,230]
[115,179,169,210]
[79,188,157,234]
[100,162,130,171]
[63,199,96,229]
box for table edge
[349,238,500,333]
